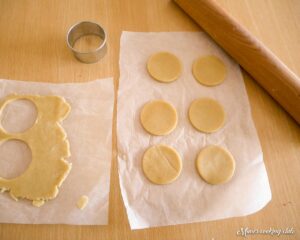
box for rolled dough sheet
[147,52,182,83]
[142,144,182,184]
[140,100,177,136]
[0,95,71,206]
[192,55,226,86]
[188,98,225,133]
[196,145,235,185]
[0,78,114,225]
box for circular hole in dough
[0,99,38,133]
[192,55,226,86]
[0,139,32,179]
[196,145,235,185]
[147,52,182,83]
[188,98,225,133]
[142,144,182,185]
[140,100,177,136]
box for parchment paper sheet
[117,32,272,229]
[0,78,114,225]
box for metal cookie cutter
[67,21,107,63]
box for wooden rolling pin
[174,0,300,124]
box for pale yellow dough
[142,144,182,185]
[188,98,225,133]
[147,52,182,83]
[196,145,235,185]
[0,94,71,206]
[140,100,177,136]
[32,200,45,207]
[77,195,89,210]
[192,55,226,86]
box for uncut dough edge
[0,94,72,207]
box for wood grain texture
[0,0,299,239]
[174,0,300,124]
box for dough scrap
[0,94,71,206]
[188,98,225,133]
[192,55,226,86]
[142,144,182,185]
[77,195,89,210]
[147,52,182,83]
[32,200,45,207]
[196,145,235,185]
[140,100,177,136]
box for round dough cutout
[142,144,182,185]
[140,100,177,136]
[188,98,225,133]
[192,55,226,86]
[196,145,235,185]
[147,52,182,83]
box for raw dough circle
[188,98,225,133]
[196,145,235,185]
[140,100,177,136]
[142,144,182,184]
[147,52,182,83]
[192,55,226,86]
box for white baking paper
[0,78,114,225]
[117,32,272,229]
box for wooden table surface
[0,0,299,239]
